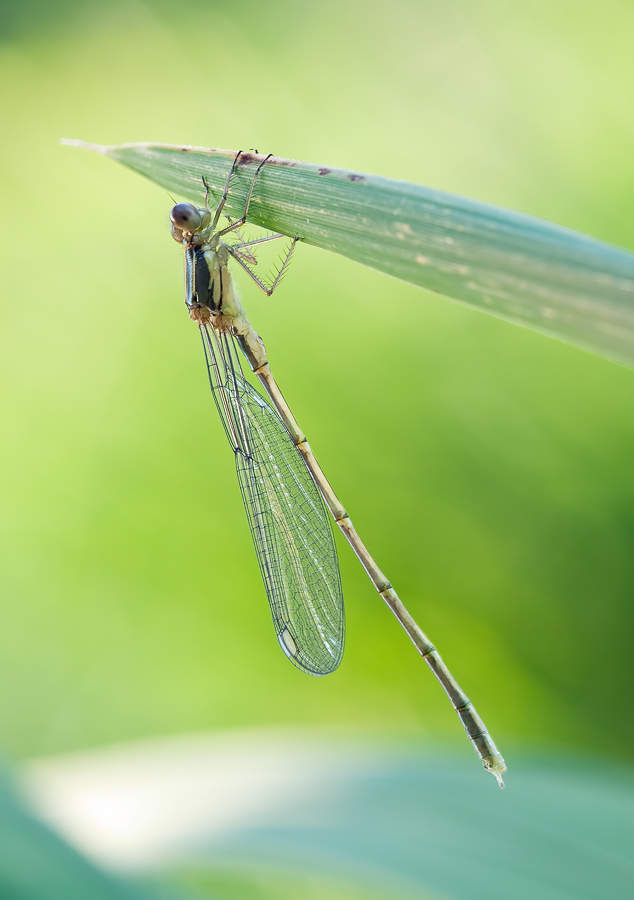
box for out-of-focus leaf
[64,140,634,367]
[24,731,634,900]
[0,771,158,900]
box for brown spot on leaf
[318,167,331,176]
[238,152,255,165]
[348,173,365,182]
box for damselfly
[169,152,506,786]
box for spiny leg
[209,150,244,230]
[228,237,298,296]
[202,176,212,210]
[202,173,237,222]
[229,231,288,266]
[216,153,274,239]
[232,233,287,249]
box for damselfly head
[170,202,202,233]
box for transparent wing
[201,327,345,676]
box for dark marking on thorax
[194,247,218,310]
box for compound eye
[170,202,202,232]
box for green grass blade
[64,140,634,367]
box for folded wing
[203,328,345,676]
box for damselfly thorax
[170,195,276,371]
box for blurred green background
[1,0,634,779]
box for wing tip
[277,625,344,677]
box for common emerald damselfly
[170,151,506,787]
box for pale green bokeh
[1,0,634,772]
